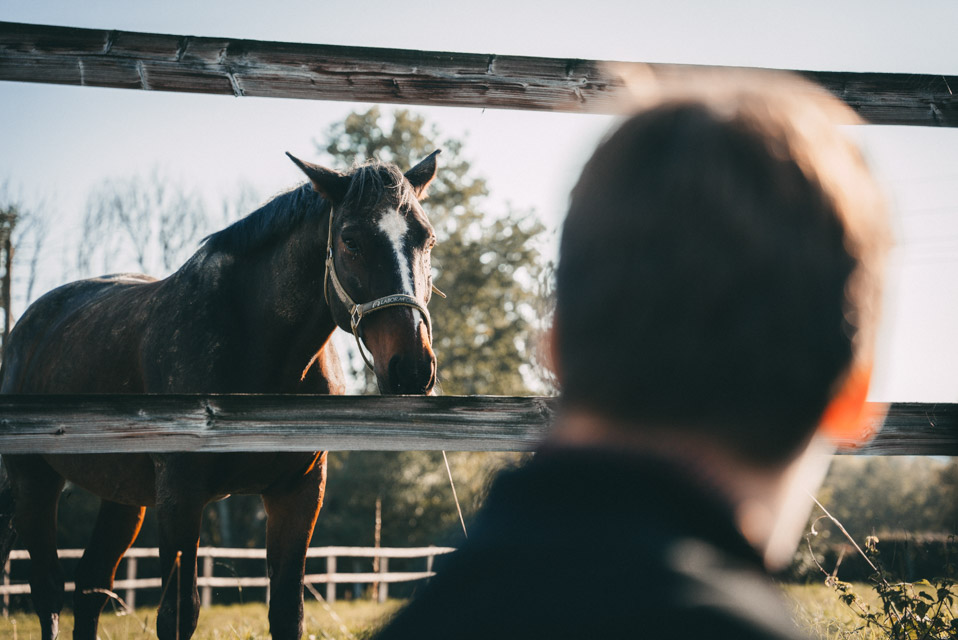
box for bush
[801,506,958,639]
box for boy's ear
[817,366,885,449]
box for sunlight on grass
[0,600,405,640]
[782,583,883,640]
[6,586,935,640]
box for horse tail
[0,457,16,569]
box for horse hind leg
[153,463,207,640]
[73,500,146,640]
[5,455,66,640]
[0,457,18,572]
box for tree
[814,457,958,538]
[0,185,48,359]
[0,206,16,353]
[77,171,217,278]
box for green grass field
[1,584,951,639]
[0,599,403,640]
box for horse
[0,150,443,640]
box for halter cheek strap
[324,207,444,373]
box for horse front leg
[263,454,327,640]
[6,456,65,640]
[153,459,207,640]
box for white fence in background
[1,545,455,615]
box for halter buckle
[350,306,363,333]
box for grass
[783,582,889,640]
[783,580,958,640]
[3,584,951,639]
[0,599,404,640]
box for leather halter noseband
[324,207,444,372]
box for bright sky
[1,0,957,401]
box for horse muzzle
[381,350,437,395]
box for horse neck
[226,199,338,381]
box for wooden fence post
[378,558,388,603]
[124,557,137,610]
[326,555,336,603]
[201,555,213,608]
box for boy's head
[554,75,891,466]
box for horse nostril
[388,355,403,393]
[388,355,435,395]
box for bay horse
[0,150,442,640]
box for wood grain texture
[0,394,556,453]
[0,395,954,456]
[1,22,955,126]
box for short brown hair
[555,75,890,465]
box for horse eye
[343,238,360,254]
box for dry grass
[3,584,946,639]
[782,580,958,640]
[0,599,403,640]
[782,582,889,640]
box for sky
[1,0,957,401]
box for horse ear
[286,152,350,202]
[405,150,441,198]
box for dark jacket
[376,447,806,639]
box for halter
[324,206,445,373]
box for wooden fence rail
[1,545,455,615]
[1,22,955,127]
[0,395,956,456]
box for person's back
[376,73,891,640]
[378,449,807,639]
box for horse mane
[202,183,325,255]
[202,162,411,256]
[341,161,413,213]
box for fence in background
[1,544,454,616]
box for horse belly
[44,453,157,507]
[191,452,324,497]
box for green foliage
[313,450,521,548]
[804,506,958,639]
[814,457,958,538]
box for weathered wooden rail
[0,21,955,127]
[1,544,455,614]
[0,395,955,456]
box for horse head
[287,151,441,395]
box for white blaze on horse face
[377,209,420,322]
